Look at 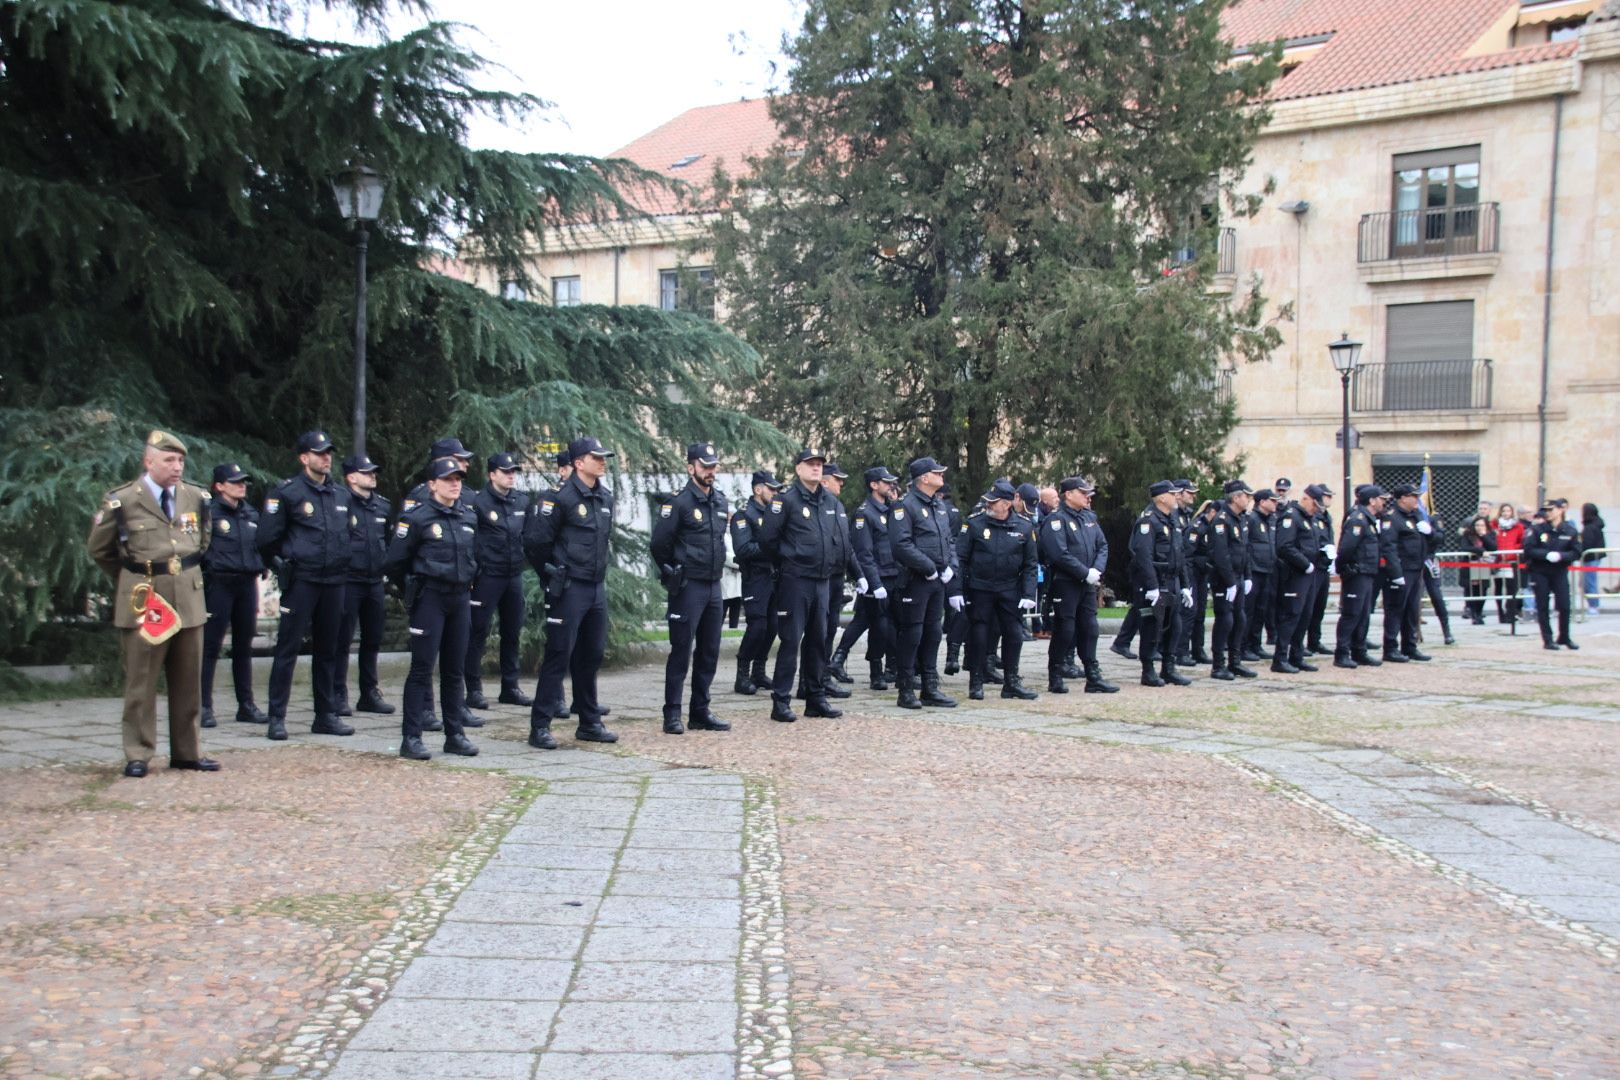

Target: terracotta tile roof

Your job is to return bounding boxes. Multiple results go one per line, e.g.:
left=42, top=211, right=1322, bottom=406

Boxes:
left=1224, top=0, right=1580, bottom=101
left=606, top=98, right=782, bottom=214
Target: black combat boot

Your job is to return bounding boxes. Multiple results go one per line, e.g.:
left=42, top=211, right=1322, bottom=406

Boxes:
left=896, top=676, right=922, bottom=710
left=734, top=660, right=757, bottom=696
left=312, top=713, right=355, bottom=736
left=528, top=718, right=559, bottom=750
left=575, top=718, right=619, bottom=743
left=200, top=706, right=216, bottom=729
left=1160, top=660, right=1192, bottom=687
left=1228, top=658, right=1257, bottom=679
left=399, top=737, right=431, bottom=761
left=443, top=732, right=479, bottom=757
left=1001, top=675, right=1038, bottom=700
left=498, top=685, right=533, bottom=707
left=1048, top=668, right=1069, bottom=694
left=465, top=683, right=490, bottom=710
left=751, top=660, right=770, bottom=691
left=984, top=657, right=1004, bottom=685
left=869, top=659, right=888, bottom=691
left=663, top=710, right=686, bottom=735
left=805, top=697, right=843, bottom=718
left=920, top=672, right=957, bottom=707
left=770, top=699, right=799, bottom=723
left=1141, top=661, right=1165, bottom=688
left=828, top=648, right=854, bottom=684
left=1210, top=664, right=1235, bottom=681
left=688, top=709, right=730, bottom=731
left=968, top=674, right=985, bottom=700
left=1083, top=663, right=1119, bottom=694
left=355, top=690, right=395, bottom=714
left=236, top=702, right=270, bottom=724
left=943, top=643, right=961, bottom=676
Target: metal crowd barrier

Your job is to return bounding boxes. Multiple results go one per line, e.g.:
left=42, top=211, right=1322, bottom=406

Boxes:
left=1433, top=548, right=1525, bottom=635
left=1577, top=546, right=1619, bottom=623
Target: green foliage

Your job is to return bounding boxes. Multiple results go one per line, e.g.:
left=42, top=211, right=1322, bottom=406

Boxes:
left=0, top=0, right=786, bottom=652
left=711, top=0, right=1286, bottom=573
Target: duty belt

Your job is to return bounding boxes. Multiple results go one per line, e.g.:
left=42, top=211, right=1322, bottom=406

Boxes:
left=124, top=553, right=203, bottom=576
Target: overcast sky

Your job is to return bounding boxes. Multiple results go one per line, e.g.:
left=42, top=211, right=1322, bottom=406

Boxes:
left=300, top=0, right=801, bottom=156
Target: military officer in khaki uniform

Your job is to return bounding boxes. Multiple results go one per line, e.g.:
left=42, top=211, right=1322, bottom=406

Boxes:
left=86, top=430, right=221, bottom=777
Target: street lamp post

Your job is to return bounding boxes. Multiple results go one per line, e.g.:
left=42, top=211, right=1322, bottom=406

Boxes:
left=330, top=166, right=387, bottom=458
left=1328, top=333, right=1364, bottom=501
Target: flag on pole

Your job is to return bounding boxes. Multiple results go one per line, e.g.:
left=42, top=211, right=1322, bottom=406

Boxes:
left=1418, top=454, right=1434, bottom=517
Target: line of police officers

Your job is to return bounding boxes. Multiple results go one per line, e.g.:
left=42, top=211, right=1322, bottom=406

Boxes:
left=98, top=426, right=1587, bottom=775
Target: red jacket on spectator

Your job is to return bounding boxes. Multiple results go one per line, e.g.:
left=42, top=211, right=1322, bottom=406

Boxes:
left=1495, top=519, right=1526, bottom=564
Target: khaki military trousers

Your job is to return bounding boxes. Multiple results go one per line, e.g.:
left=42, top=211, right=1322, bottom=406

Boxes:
left=121, top=625, right=203, bottom=763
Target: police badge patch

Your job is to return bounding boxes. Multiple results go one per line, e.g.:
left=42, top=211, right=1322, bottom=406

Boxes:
left=855, top=518, right=865, bottom=529
left=983, top=527, right=991, bottom=540
left=577, top=503, right=588, bottom=517
left=693, top=508, right=703, bottom=522
left=395, top=522, right=410, bottom=537
left=266, top=498, right=281, bottom=514
left=540, top=501, right=555, bottom=515
left=1139, top=522, right=1150, bottom=533
left=801, top=506, right=811, bottom=518
left=302, top=501, right=314, bottom=517
left=660, top=505, right=672, bottom=518
left=490, top=510, right=499, bottom=522
left=430, top=523, right=443, bottom=539
left=771, top=501, right=784, bottom=514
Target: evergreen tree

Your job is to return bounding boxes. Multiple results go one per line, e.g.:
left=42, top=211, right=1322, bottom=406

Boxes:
left=711, top=0, right=1285, bottom=555
left=0, top=0, right=788, bottom=650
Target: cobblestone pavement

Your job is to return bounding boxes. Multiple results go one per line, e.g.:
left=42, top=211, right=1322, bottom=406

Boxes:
left=3, top=613, right=1618, bottom=1077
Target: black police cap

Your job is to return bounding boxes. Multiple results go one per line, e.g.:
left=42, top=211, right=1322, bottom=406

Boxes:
left=1059, top=476, right=1095, bottom=494
left=687, top=442, right=719, bottom=465
left=341, top=455, right=379, bottom=475
left=1304, top=483, right=1333, bottom=500
left=1388, top=483, right=1418, bottom=498
left=1017, top=482, right=1040, bottom=504
left=750, top=469, right=783, bottom=489
left=865, top=466, right=899, bottom=484
left=1222, top=479, right=1253, bottom=496
left=793, top=446, right=827, bottom=465
left=568, top=437, right=614, bottom=462
left=428, top=437, right=472, bottom=461
left=487, top=452, right=522, bottom=473
left=825, top=461, right=849, bottom=479
left=429, top=457, right=467, bottom=480
left=212, top=463, right=250, bottom=484
left=296, top=430, right=335, bottom=453
left=908, top=456, right=947, bottom=479
left=1148, top=480, right=1175, bottom=497
left=983, top=478, right=1017, bottom=502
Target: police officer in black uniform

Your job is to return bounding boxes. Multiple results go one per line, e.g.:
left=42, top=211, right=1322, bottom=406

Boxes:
left=1208, top=480, right=1257, bottom=681
left=955, top=480, right=1039, bottom=700
left=1332, top=484, right=1386, bottom=668
left=401, top=437, right=475, bottom=515
left=1380, top=484, right=1430, bottom=663
left=464, top=452, right=533, bottom=711
left=524, top=437, right=618, bottom=748
left=890, top=457, right=960, bottom=709
left=1171, top=479, right=1210, bottom=667
left=1038, top=476, right=1118, bottom=695
left=1303, top=485, right=1336, bottom=655
left=1241, top=489, right=1279, bottom=661
left=819, top=462, right=861, bottom=693
left=335, top=454, right=395, bottom=718
left=1271, top=484, right=1325, bottom=673
left=757, top=448, right=850, bottom=723
left=1130, top=480, right=1194, bottom=687
left=652, top=441, right=732, bottom=734
left=384, top=457, right=480, bottom=761
left=201, top=462, right=267, bottom=728
left=257, top=430, right=353, bottom=741
left=1524, top=498, right=1582, bottom=650
left=730, top=469, right=783, bottom=695
left=940, top=485, right=970, bottom=676
left=834, top=466, right=900, bottom=690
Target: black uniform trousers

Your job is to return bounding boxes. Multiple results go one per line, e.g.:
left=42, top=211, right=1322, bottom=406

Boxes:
left=1382, top=576, right=1423, bottom=655
left=465, top=573, right=525, bottom=695
left=1047, top=578, right=1098, bottom=675
left=267, top=577, right=345, bottom=720
left=1243, top=572, right=1272, bottom=653
left=533, top=580, right=608, bottom=724
left=1531, top=569, right=1572, bottom=644
left=968, top=588, right=1023, bottom=678
left=202, top=572, right=259, bottom=709
left=945, top=602, right=968, bottom=650
left=403, top=584, right=470, bottom=743
left=1112, top=603, right=1142, bottom=652
left=337, top=578, right=385, bottom=703
left=1135, top=588, right=1174, bottom=669
left=894, top=576, right=946, bottom=683
left=1175, top=570, right=1209, bottom=658
left=737, top=571, right=777, bottom=674
left=1334, top=573, right=1377, bottom=659
left=770, top=573, right=831, bottom=705
left=1272, top=566, right=1315, bottom=666
left=664, top=578, right=723, bottom=718
left=1306, top=566, right=1332, bottom=648
left=1422, top=569, right=1452, bottom=638
left=1210, top=582, right=1245, bottom=666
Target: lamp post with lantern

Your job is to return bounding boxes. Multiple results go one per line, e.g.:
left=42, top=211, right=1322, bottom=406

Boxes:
left=1328, top=333, right=1363, bottom=500
left=330, top=166, right=387, bottom=457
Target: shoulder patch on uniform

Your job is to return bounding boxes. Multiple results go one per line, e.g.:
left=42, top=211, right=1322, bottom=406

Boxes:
left=105, top=497, right=122, bottom=510
left=265, top=498, right=281, bottom=514
left=1353, top=525, right=1362, bottom=535
left=1139, top=522, right=1150, bottom=533
left=855, top=517, right=865, bottom=529
left=401, top=498, right=418, bottom=512
left=540, top=500, right=554, bottom=515
left=770, top=500, right=783, bottom=514
left=659, top=504, right=672, bottom=518
left=395, top=521, right=410, bottom=537
left=736, top=518, right=749, bottom=530
left=1282, top=517, right=1293, bottom=528
left=892, top=507, right=905, bottom=519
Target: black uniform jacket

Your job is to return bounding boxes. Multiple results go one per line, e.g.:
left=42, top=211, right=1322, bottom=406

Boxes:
left=346, top=491, right=392, bottom=582
left=758, top=479, right=850, bottom=581
left=1036, top=503, right=1108, bottom=585
left=385, top=497, right=477, bottom=589
left=258, top=472, right=352, bottom=584
left=956, top=510, right=1038, bottom=600
left=890, top=489, right=959, bottom=587
left=471, top=486, right=529, bottom=578
left=204, top=496, right=263, bottom=575
left=1128, top=504, right=1185, bottom=593
left=525, top=473, right=614, bottom=584
left=652, top=479, right=730, bottom=583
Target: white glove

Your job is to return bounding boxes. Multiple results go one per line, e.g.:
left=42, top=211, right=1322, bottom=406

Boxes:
left=1324, top=544, right=1337, bottom=560
left=1392, top=576, right=1406, bottom=587
left=1547, top=551, right=1561, bottom=563
left=940, top=566, right=955, bottom=584
left=947, top=595, right=965, bottom=612
left=856, top=576, right=869, bottom=595
left=1180, top=587, right=1193, bottom=608
left=925, top=571, right=939, bottom=581
left=1417, top=520, right=1432, bottom=535
left=1146, top=589, right=1161, bottom=604
left=1224, top=585, right=1237, bottom=603
left=1304, top=564, right=1315, bottom=575
left=1244, top=579, right=1253, bottom=595
left=1017, top=598, right=1036, bottom=610
left=1085, top=567, right=1101, bottom=586
left=873, top=586, right=888, bottom=600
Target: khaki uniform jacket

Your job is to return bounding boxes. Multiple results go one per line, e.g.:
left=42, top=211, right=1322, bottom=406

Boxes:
left=86, top=478, right=211, bottom=629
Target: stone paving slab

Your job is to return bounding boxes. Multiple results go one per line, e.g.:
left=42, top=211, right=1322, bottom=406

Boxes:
left=345, top=998, right=559, bottom=1052
left=548, top=1001, right=736, bottom=1053
left=444, top=890, right=603, bottom=925
left=329, top=1050, right=537, bottom=1080
left=532, top=1053, right=736, bottom=1080
left=569, top=961, right=737, bottom=1002
left=390, top=957, right=575, bottom=1000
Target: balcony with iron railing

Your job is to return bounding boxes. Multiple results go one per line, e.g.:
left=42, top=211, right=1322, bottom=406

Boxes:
left=1357, top=204, right=1500, bottom=282
left=1351, top=358, right=1493, bottom=412
left=1162, top=227, right=1236, bottom=287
